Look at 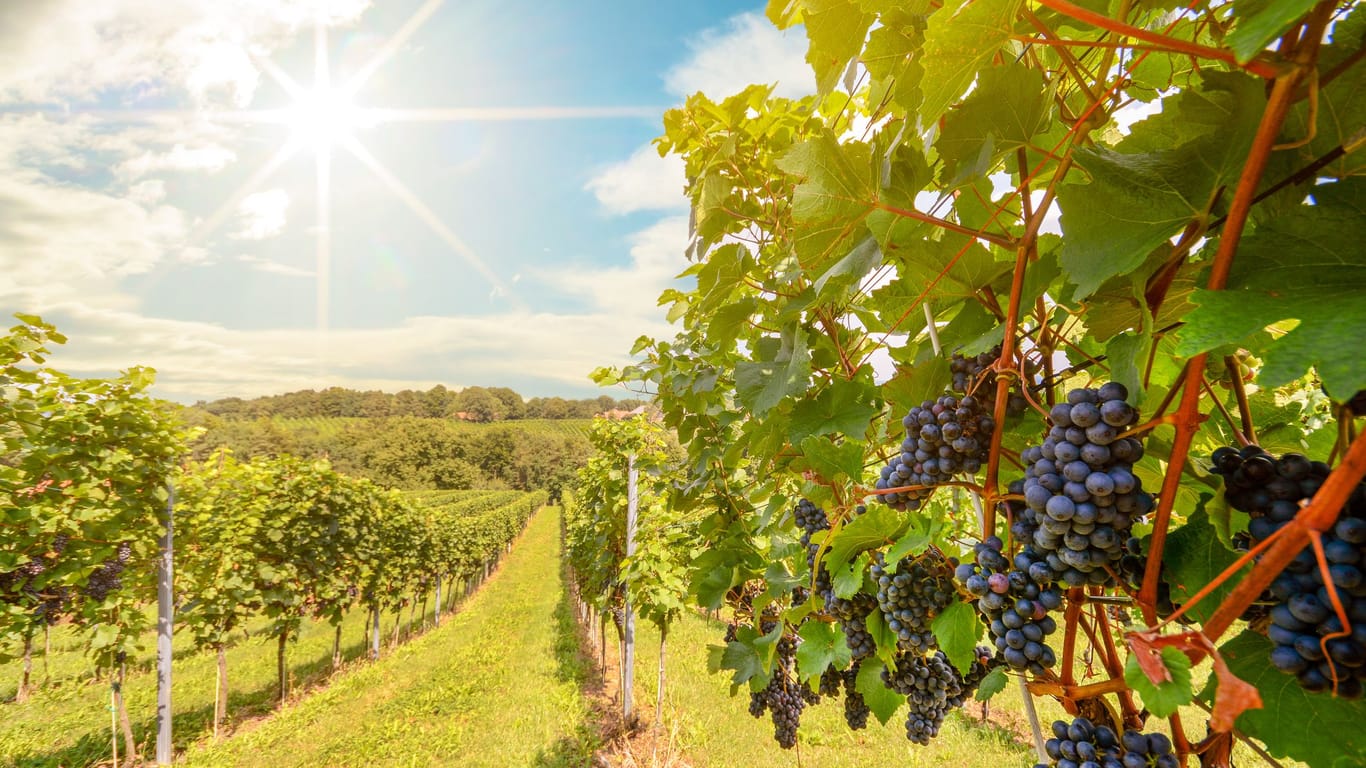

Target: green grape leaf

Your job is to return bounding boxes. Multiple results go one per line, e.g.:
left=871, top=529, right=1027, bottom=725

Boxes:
left=856, top=659, right=907, bottom=725
left=1162, top=502, right=1245, bottom=624
left=975, top=665, right=1010, bottom=701
left=1209, top=631, right=1366, bottom=767
left=1225, top=0, right=1317, bottom=63
left=935, top=63, right=1052, bottom=183
left=797, top=435, right=867, bottom=484
left=1058, top=72, right=1265, bottom=299
left=799, top=0, right=876, bottom=95
left=919, top=0, right=1023, bottom=124
left=831, top=552, right=868, bottom=599
left=932, top=600, right=983, bottom=675
left=734, top=325, right=812, bottom=417
left=796, top=620, right=853, bottom=683
left=788, top=377, right=880, bottom=444
left=825, top=505, right=908, bottom=567
left=1125, top=645, right=1194, bottom=717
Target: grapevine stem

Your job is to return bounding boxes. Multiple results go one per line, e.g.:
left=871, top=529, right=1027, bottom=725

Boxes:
left=1061, top=588, right=1086, bottom=687
left=871, top=202, right=1017, bottom=248
left=1139, top=10, right=1327, bottom=623
left=1092, top=599, right=1142, bottom=727
left=1224, top=355, right=1257, bottom=445
left=1200, top=376, right=1251, bottom=446
left=1033, top=0, right=1284, bottom=79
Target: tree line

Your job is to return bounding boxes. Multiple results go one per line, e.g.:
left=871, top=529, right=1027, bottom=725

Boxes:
left=194, top=384, right=645, bottom=422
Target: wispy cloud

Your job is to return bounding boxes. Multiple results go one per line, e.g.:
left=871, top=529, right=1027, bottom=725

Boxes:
left=232, top=189, right=291, bottom=240
left=585, top=145, right=687, bottom=215
left=664, top=12, right=813, bottom=100
left=238, top=253, right=313, bottom=277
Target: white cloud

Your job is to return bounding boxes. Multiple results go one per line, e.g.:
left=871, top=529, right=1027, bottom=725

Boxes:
left=238, top=253, right=313, bottom=277
left=0, top=0, right=370, bottom=108
left=232, top=189, right=291, bottom=240
left=35, top=301, right=670, bottom=402
left=121, top=143, right=237, bottom=178
left=664, top=13, right=814, bottom=100
left=543, top=216, right=689, bottom=321
left=585, top=145, right=687, bottom=215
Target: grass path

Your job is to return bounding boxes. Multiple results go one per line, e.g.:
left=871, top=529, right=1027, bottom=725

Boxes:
left=607, top=613, right=1038, bottom=768
left=181, top=506, right=598, bottom=767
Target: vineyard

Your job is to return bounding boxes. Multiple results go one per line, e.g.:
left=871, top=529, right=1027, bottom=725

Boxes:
left=1, top=317, right=545, bottom=765
left=4, top=0, right=1366, bottom=766
left=580, top=0, right=1365, bottom=767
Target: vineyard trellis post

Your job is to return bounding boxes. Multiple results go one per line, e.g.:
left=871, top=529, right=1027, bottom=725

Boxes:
left=155, top=482, right=174, bottom=766
left=622, top=452, right=638, bottom=724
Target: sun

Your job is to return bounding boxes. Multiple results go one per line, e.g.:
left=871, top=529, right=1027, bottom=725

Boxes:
left=284, top=85, right=367, bottom=153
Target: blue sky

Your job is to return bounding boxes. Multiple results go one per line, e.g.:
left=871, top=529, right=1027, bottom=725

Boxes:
left=0, top=0, right=817, bottom=402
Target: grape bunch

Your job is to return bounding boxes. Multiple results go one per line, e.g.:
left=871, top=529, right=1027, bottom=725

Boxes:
left=1033, top=717, right=1177, bottom=768
left=882, top=649, right=961, bottom=745
left=827, top=591, right=878, bottom=659
left=1116, top=535, right=1178, bottom=618
left=793, top=498, right=829, bottom=536
left=875, top=394, right=996, bottom=511
left=1211, top=445, right=1366, bottom=697
left=793, top=500, right=835, bottom=602
left=947, top=645, right=1002, bottom=709
left=1017, top=383, right=1154, bottom=586
left=83, top=541, right=133, bottom=603
left=745, top=628, right=807, bottom=748
left=957, top=536, right=1060, bottom=673
left=871, top=550, right=957, bottom=652
left=949, top=346, right=1028, bottom=416
left=842, top=662, right=870, bottom=729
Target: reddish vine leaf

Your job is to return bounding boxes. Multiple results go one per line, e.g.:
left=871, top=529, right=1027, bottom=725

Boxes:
left=1124, top=642, right=1194, bottom=716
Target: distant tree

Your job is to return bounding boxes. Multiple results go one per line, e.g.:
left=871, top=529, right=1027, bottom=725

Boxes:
left=487, top=386, right=526, bottom=419
left=453, top=387, right=502, bottom=422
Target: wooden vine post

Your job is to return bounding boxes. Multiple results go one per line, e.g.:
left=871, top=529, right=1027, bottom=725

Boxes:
left=622, top=452, right=638, bottom=725
left=155, top=483, right=174, bottom=766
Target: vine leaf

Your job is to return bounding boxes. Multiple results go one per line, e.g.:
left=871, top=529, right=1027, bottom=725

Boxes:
left=1177, top=178, right=1366, bottom=396
left=935, top=63, right=1052, bottom=183
left=1162, top=501, right=1245, bottom=624
left=932, top=600, right=982, bottom=675
left=734, top=325, right=811, bottom=417
left=825, top=505, right=907, bottom=567
left=919, top=0, right=1023, bottom=124
left=797, top=435, right=866, bottom=484
left=788, top=378, right=880, bottom=443
left=1226, top=0, right=1318, bottom=63
left=1134, top=630, right=1263, bottom=730
left=856, top=659, right=907, bottom=725
left=796, top=620, right=853, bottom=683
left=794, top=0, right=876, bottom=95
left=830, top=552, right=867, bottom=599
left=1125, top=637, right=1194, bottom=716
left=1210, top=630, right=1363, bottom=765
left=975, top=666, right=1009, bottom=701
left=1058, top=72, right=1265, bottom=299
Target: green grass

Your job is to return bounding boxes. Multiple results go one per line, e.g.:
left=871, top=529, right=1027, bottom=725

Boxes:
left=180, top=506, right=599, bottom=767
left=613, top=614, right=1038, bottom=768
left=0, top=603, right=418, bottom=767
left=614, top=613, right=1303, bottom=768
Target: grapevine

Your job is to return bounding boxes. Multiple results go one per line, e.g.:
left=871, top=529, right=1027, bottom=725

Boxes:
left=586, top=0, right=1366, bottom=763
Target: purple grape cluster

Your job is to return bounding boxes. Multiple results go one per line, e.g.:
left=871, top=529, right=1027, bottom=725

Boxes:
left=871, top=550, right=957, bottom=652
left=875, top=395, right=995, bottom=511
left=1016, top=383, right=1153, bottom=586
left=950, top=346, right=1028, bottom=416
left=957, top=537, right=1060, bottom=673
left=882, top=649, right=961, bottom=745
left=1212, top=445, right=1366, bottom=698
left=842, top=662, right=870, bottom=729
left=1032, top=717, right=1177, bottom=768
left=827, top=591, right=878, bottom=659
